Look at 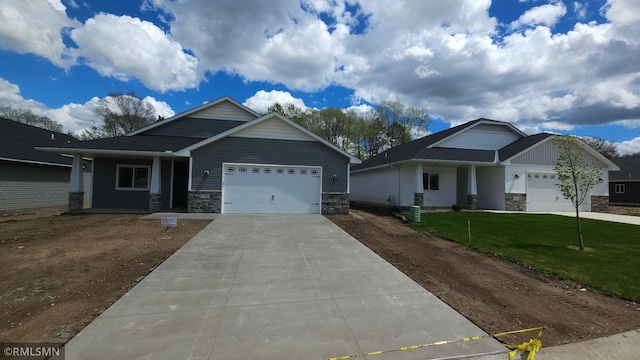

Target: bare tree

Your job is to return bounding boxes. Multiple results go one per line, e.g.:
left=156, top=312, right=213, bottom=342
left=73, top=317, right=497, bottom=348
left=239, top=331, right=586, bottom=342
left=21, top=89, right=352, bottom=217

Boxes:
left=553, top=135, right=604, bottom=251
left=0, top=106, right=63, bottom=132
left=580, top=136, right=619, bottom=159
left=93, top=92, right=157, bottom=137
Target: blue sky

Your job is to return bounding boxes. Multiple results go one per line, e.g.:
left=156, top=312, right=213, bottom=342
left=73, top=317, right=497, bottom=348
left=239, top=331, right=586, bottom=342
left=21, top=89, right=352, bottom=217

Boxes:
left=1, top=0, right=639, bottom=154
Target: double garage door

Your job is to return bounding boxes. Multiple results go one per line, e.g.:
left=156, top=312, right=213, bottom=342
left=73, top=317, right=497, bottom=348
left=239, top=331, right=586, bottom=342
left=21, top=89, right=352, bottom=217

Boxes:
left=526, top=172, right=589, bottom=212
left=222, top=163, right=322, bottom=214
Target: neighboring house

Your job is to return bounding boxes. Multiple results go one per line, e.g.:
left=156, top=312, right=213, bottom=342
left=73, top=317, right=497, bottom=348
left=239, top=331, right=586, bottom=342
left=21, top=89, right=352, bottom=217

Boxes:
left=0, top=117, right=91, bottom=212
left=351, top=118, right=619, bottom=212
left=609, top=155, right=640, bottom=206
left=38, top=96, right=361, bottom=214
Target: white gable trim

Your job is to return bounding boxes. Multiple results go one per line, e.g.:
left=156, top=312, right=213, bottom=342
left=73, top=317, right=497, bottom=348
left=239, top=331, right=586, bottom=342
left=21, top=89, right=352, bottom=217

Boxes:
left=127, top=96, right=260, bottom=136
left=174, top=113, right=361, bottom=164
left=501, top=135, right=620, bottom=170
left=429, top=119, right=526, bottom=149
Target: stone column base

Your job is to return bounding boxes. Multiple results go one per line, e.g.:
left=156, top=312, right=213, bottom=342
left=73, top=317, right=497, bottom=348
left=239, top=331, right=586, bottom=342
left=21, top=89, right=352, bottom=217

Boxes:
left=68, top=192, right=84, bottom=212
left=505, top=193, right=526, bottom=211
left=322, top=193, right=349, bottom=215
left=591, top=195, right=609, bottom=212
left=413, top=193, right=424, bottom=207
left=149, top=193, right=162, bottom=213
left=466, top=194, right=478, bottom=210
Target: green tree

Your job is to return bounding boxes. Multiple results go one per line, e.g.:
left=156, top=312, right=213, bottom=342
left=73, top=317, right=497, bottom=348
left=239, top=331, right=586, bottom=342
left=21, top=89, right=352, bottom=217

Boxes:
left=0, top=106, right=64, bottom=132
left=376, top=101, right=429, bottom=148
left=553, top=135, right=604, bottom=251
left=580, top=136, right=619, bottom=159
left=93, top=92, right=157, bottom=137
left=267, top=102, right=306, bottom=126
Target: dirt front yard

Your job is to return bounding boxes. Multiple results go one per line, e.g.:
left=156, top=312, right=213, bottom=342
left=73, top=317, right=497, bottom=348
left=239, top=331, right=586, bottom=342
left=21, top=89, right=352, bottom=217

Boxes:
left=0, top=209, right=210, bottom=345
left=327, top=209, right=640, bottom=347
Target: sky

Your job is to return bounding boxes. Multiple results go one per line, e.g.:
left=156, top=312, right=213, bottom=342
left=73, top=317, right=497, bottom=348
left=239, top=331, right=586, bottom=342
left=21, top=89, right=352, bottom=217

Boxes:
left=0, top=0, right=639, bottom=154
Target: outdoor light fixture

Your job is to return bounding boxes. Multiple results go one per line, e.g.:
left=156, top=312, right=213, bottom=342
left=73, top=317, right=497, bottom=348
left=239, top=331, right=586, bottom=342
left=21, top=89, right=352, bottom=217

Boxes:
left=514, top=174, right=520, bottom=179
left=332, top=174, right=338, bottom=182
left=204, top=170, right=210, bottom=177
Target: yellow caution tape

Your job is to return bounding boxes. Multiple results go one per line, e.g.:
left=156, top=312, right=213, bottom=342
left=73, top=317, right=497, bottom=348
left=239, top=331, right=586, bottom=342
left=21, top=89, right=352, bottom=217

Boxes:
left=326, top=326, right=545, bottom=360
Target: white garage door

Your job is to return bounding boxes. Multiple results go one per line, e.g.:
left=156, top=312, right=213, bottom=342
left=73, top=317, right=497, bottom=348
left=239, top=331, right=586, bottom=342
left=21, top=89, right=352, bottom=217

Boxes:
left=222, top=164, right=322, bottom=214
left=526, top=172, right=589, bottom=212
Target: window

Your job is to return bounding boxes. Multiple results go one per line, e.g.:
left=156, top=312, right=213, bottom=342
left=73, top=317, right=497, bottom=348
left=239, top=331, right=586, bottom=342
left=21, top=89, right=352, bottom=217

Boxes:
left=300, top=169, right=307, bottom=175
left=252, top=168, right=260, bottom=173
left=117, top=165, right=150, bottom=190
left=615, top=184, right=626, bottom=194
left=276, top=168, right=284, bottom=174
left=239, top=167, right=247, bottom=173
left=422, top=173, right=440, bottom=191
left=311, top=169, right=319, bottom=176
left=288, top=169, right=296, bottom=175
left=227, top=166, right=235, bottom=173
left=264, top=168, right=271, bottom=174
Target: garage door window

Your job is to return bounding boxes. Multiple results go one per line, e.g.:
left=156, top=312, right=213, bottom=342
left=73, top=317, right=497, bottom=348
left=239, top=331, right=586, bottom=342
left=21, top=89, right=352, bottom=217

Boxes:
left=116, top=165, right=150, bottom=190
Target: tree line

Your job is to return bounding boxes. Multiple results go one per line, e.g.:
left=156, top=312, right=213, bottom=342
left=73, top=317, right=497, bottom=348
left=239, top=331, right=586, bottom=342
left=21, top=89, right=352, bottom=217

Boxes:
left=1, top=93, right=633, bottom=160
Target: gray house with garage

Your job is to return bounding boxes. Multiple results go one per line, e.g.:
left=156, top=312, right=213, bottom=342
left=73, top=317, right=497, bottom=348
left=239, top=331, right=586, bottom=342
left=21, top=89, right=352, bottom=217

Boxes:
left=351, top=118, right=619, bottom=212
left=37, top=96, right=360, bottom=214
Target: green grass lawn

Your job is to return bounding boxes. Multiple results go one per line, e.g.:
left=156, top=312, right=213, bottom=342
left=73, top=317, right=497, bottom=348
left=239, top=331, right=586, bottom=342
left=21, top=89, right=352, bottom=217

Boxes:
left=407, top=212, right=640, bottom=302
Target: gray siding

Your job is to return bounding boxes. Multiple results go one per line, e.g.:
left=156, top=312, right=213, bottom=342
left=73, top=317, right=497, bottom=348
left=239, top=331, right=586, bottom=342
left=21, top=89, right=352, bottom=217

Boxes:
left=143, top=118, right=245, bottom=138
left=191, top=137, right=349, bottom=193
left=92, top=157, right=152, bottom=210
left=438, top=124, right=521, bottom=150
left=0, top=161, right=70, bottom=211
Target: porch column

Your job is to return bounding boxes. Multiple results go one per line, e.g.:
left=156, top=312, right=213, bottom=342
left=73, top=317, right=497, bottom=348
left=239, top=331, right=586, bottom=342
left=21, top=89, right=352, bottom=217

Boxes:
left=149, top=157, right=162, bottom=213
left=467, top=165, right=478, bottom=210
left=68, top=154, right=84, bottom=212
left=414, top=163, right=424, bottom=206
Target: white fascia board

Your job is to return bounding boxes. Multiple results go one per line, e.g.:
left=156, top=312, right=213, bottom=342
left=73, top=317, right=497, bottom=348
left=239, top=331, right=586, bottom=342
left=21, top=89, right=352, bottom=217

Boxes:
left=127, top=96, right=261, bottom=136
left=35, top=147, right=180, bottom=158
left=351, top=158, right=497, bottom=174
left=0, top=156, right=72, bottom=168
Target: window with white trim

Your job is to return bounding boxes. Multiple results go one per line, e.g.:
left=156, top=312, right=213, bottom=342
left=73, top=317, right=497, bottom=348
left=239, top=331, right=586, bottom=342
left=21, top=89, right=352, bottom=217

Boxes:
left=116, top=165, right=150, bottom=190
left=422, top=173, right=439, bottom=190
left=615, top=184, right=626, bottom=194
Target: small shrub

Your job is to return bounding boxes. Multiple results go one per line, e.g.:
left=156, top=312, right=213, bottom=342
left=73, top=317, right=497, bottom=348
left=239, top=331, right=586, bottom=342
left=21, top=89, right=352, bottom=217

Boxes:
left=451, top=204, right=462, bottom=212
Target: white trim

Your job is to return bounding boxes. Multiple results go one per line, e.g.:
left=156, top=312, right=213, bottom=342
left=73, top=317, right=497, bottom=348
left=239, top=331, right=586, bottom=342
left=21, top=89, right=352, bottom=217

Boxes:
left=188, top=158, right=193, bottom=192
left=127, top=96, right=261, bottom=136
left=90, top=158, right=95, bottom=208
left=0, top=156, right=72, bottom=168
left=35, top=147, right=178, bottom=158
left=115, top=164, right=151, bottom=191
left=175, top=113, right=361, bottom=164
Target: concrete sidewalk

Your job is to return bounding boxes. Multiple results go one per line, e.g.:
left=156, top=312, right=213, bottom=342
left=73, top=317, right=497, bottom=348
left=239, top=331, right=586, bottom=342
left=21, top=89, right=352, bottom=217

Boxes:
left=63, top=215, right=507, bottom=360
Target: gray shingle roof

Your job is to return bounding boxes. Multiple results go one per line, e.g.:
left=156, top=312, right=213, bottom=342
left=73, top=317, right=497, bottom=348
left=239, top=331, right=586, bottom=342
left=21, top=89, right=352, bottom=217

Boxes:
left=0, top=117, right=79, bottom=166
left=48, top=135, right=202, bottom=153
left=498, top=133, right=553, bottom=161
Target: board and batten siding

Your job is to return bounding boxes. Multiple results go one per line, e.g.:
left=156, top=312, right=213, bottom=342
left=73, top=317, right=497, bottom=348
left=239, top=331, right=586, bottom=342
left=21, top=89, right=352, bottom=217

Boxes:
left=143, top=118, right=245, bottom=138
left=230, top=117, right=315, bottom=142
left=350, top=167, right=400, bottom=206
left=191, top=137, right=350, bottom=194
left=191, top=100, right=258, bottom=121
left=438, top=124, right=521, bottom=150
left=0, top=161, right=70, bottom=211
left=421, top=166, right=457, bottom=207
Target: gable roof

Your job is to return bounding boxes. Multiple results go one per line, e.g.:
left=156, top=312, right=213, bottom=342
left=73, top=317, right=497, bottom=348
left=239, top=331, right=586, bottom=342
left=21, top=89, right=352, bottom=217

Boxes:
left=128, top=96, right=260, bottom=136
left=0, top=117, right=80, bottom=167
left=498, top=133, right=553, bottom=162
left=175, top=112, right=362, bottom=164
left=353, top=118, right=524, bottom=171
left=37, top=135, right=202, bottom=157
left=610, top=155, right=640, bottom=181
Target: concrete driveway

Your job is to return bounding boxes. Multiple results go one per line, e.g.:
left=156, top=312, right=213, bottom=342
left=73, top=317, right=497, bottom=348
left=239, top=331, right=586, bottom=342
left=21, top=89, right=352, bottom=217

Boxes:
left=63, top=215, right=507, bottom=360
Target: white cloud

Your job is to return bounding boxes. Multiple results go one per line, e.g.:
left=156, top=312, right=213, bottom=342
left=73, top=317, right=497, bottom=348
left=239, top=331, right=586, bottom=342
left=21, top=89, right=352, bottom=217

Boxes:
left=616, top=137, right=640, bottom=155
left=602, top=0, right=640, bottom=25
left=70, top=13, right=200, bottom=92
left=0, top=0, right=78, bottom=67
left=510, top=1, right=567, bottom=30
left=243, top=90, right=308, bottom=114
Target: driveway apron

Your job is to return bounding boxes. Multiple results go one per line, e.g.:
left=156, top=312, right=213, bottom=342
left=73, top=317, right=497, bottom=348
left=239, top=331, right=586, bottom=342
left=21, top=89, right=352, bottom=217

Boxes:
left=63, top=214, right=507, bottom=360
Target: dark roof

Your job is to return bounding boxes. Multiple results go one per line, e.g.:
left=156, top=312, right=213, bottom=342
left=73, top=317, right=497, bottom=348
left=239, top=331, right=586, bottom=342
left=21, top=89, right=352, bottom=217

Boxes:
left=498, top=133, right=553, bottom=161
left=46, top=135, right=202, bottom=153
left=610, top=155, right=640, bottom=181
left=353, top=118, right=529, bottom=170
left=0, top=117, right=80, bottom=166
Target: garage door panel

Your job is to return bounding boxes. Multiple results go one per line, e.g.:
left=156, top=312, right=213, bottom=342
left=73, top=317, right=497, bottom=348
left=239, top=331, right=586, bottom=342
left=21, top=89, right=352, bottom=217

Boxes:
left=222, top=164, right=321, bottom=214
left=526, top=172, right=589, bottom=212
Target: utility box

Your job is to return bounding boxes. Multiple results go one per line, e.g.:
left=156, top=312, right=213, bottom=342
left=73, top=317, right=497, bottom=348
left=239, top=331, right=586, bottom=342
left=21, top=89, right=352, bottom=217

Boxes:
left=410, top=205, right=421, bottom=222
